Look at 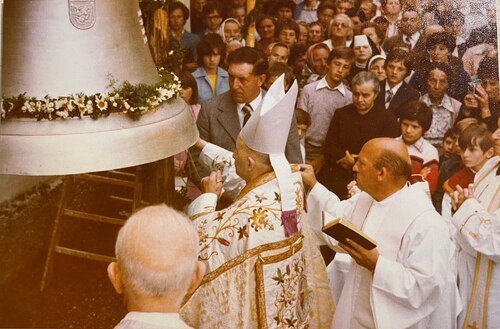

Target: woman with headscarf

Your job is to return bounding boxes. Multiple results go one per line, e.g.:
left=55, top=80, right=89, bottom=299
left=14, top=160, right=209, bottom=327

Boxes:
left=346, top=34, right=380, bottom=83
left=219, top=18, right=243, bottom=45
left=302, top=42, right=330, bottom=85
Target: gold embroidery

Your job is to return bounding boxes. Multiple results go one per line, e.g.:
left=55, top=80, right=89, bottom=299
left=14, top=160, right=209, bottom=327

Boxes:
left=184, top=234, right=303, bottom=303
left=236, top=165, right=300, bottom=201
left=250, top=208, right=273, bottom=231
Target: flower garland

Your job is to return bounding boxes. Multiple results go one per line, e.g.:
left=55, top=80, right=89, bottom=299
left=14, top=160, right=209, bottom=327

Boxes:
left=1, top=69, right=181, bottom=121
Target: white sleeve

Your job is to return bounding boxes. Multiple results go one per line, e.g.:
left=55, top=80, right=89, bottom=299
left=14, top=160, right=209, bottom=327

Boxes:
left=452, top=197, right=500, bottom=262
left=305, top=182, right=355, bottom=251
left=198, top=143, right=245, bottom=201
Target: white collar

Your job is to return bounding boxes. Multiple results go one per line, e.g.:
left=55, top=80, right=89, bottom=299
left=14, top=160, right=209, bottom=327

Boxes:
left=422, top=93, right=455, bottom=113
left=385, top=81, right=403, bottom=94
left=122, top=312, right=187, bottom=326
left=237, top=91, right=263, bottom=112
left=316, top=77, right=347, bottom=96
left=396, top=136, right=424, bottom=153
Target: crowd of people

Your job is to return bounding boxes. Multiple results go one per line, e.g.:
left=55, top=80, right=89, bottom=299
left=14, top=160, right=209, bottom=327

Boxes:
left=110, top=0, right=499, bottom=328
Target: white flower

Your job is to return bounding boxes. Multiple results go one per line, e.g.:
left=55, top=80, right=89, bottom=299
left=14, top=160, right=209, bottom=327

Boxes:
left=123, top=101, right=131, bottom=110
left=95, top=95, right=108, bottom=111
left=72, top=94, right=86, bottom=109
left=55, top=110, right=69, bottom=118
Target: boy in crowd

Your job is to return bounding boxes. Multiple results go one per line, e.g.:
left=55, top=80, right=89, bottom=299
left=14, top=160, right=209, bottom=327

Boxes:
left=441, top=124, right=494, bottom=220
left=397, top=100, right=439, bottom=194
left=451, top=122, right=499, bottom=329
left=295, top=108, right=312, bottom=162
left=440, top=128, right=456, bottom=164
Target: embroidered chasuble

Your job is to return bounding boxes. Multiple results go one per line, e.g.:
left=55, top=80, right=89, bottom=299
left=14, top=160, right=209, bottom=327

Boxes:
left=180, top=145, right=334, bottom=328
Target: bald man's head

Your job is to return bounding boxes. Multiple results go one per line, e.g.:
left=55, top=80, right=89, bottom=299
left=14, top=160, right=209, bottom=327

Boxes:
left=366, top=138, right=411, bottom=180
left=114, top=205, right=199, bottom=298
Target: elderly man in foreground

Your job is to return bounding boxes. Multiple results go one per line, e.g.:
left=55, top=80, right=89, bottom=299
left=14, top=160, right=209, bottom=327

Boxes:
left=108, top=205, right=205, bottom=329
left=301, top=137, right=457, bottom=328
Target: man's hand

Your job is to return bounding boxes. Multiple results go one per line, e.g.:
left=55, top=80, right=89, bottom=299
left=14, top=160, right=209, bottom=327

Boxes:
left=200, top=170, right=223, bottom=197
left=451, top=184, right=474, bottom=212
left=339, top=239, right=379, bottom=272
left=336, top=150, right=356, bottom=170
left=299, top=164, right=317, bottom=192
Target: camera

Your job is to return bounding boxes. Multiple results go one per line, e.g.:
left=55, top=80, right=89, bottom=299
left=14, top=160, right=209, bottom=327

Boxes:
left=467, top=79, right=482, bottom=95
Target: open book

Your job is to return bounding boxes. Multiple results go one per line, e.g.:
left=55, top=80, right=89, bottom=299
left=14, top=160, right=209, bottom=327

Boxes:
left=321, top=212, right=377, bottom=250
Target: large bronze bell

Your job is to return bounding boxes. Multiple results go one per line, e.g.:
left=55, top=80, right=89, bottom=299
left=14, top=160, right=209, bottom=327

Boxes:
left=0, top=0, right=197, bottom=176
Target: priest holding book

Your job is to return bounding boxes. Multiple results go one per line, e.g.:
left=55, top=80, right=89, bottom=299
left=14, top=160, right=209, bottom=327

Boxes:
left=301, top=138, right=459, bottom=329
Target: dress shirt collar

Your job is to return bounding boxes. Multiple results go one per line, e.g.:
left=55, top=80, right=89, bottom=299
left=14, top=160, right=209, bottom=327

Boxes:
left=121, top=312, right=190, bottom=327
left=236, top=91, right=262, bottom=112
left=316, top=77, right=347, bottom=96
left=385, top=81, right=403, bottom=95
left=395, top=135, right=424, bottom=152
left=422, top=93, right=455, bottom=113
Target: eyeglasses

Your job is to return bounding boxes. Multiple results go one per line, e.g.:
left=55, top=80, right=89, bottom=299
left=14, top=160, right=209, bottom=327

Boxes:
left=332, top=22, right=349, bottom=28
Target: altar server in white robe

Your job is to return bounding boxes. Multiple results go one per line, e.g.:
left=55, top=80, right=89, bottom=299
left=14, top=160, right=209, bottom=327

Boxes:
left=451, top=123, right=500, bottom=329
left=180, top=75, right=334, bottom=328
left=301, top=137, right=456, bottom=329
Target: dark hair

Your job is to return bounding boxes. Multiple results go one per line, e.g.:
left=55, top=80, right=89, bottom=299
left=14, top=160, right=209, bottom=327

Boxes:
left=201, top=2, right=224, bottom=18
left=400, top=100, right=433, bottom=132
left=266, top=62, right=295, bottom=88
left=383, top=36, right=410, bottom=54
left=345, top=8, right=359, bottom=18
left=424, top=62, right=454, bottom=82
left=197, top=33, right=227, bottom=66
left=274, top=0, right=296, bottom=14
left=288, top=44, right=308, bottom=66
left=295, top=108, right=312, bottom=126
left=425, top=32, right=456, bottom=52
left=443, top=128, right=454, bottom=140
left=169, top=2, right=190, bottom=21
left=477, top=56, right=499, bottom=81
left=317, top=0, right=336, bottom=14
left=385, top=48, right=412, bottom=73
left=458, top=124, right=494, bottom=152
left=437, top=9, right=465, bottom=26
left=328, top=46, right=355, bottom=64
left=275, top=18, right=300, bottom=39
left=361, top=22, right=385, bottom=42
left=178, top=70, right=199, bottom=105
left=257, top=14, right=276, bottom=29
left=227, top=47, right=268, bottom=76
left=373, top=148, right=412, bottom=180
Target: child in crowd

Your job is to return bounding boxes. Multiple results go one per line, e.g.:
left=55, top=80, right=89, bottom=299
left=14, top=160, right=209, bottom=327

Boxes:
left=440, top=128, right=456, bottom=164
left=294, top=108, right=311, bottom=163
left=175, top=71, right=203, bottom=201
left=263, top=62, right=295, bottom=91
left=397, top=100, right=439, bottom=195
left=441, top=124, right=494, bottom=221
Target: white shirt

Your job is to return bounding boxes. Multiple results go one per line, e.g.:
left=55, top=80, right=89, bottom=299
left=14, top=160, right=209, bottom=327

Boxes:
left=114, top=312, right=193, bottom=329
left=237, top=92, right=262, bottom=127
left=316, top=77, right=347, bottom=96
